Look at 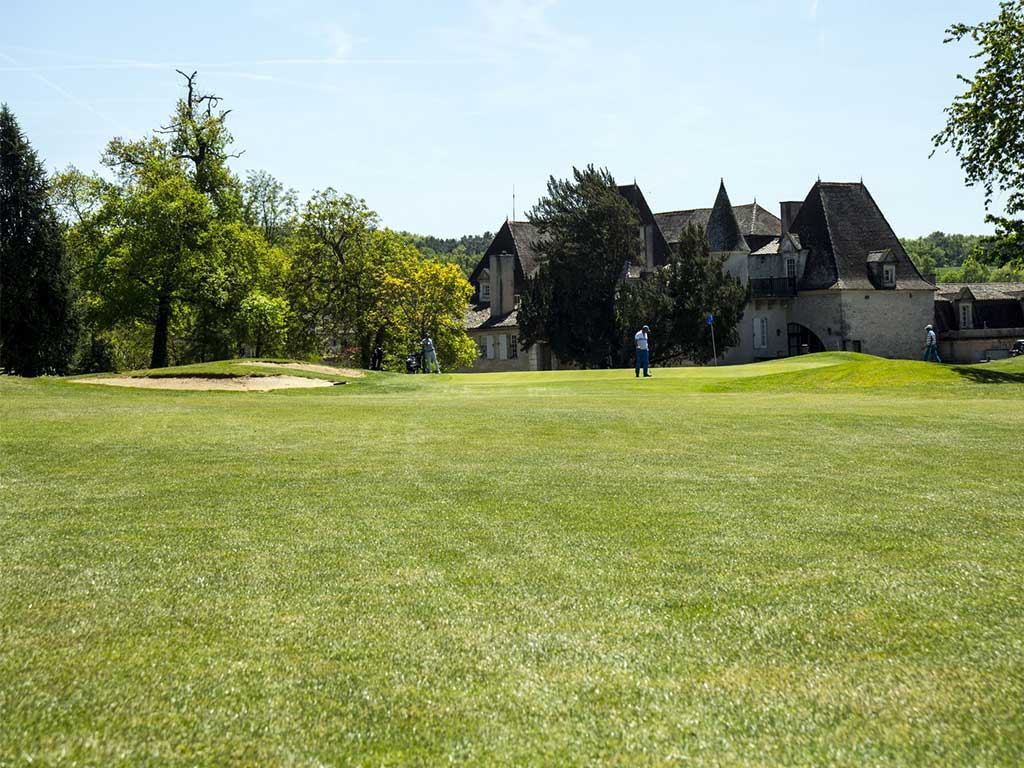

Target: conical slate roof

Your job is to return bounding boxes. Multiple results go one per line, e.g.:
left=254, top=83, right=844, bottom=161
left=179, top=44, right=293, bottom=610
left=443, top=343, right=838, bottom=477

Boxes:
left=706, top=180, right=749, bottom=252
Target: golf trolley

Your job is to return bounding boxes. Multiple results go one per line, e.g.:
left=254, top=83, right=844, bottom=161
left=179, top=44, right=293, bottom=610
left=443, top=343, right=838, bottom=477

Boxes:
left=405, top=351, right=423, bottom=373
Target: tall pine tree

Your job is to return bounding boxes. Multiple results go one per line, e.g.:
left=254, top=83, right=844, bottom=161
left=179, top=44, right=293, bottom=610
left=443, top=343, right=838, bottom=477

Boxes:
left=0, top=105, right=76, bottom=376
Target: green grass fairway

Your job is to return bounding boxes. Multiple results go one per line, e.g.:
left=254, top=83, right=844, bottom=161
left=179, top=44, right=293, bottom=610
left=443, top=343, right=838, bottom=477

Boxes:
left=2, top=354, right=1023, bottom=765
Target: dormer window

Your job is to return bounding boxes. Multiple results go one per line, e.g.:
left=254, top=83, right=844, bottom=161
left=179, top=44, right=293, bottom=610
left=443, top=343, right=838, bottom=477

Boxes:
left=480, top=282, right=491, bottom=302
left=882, top=264, right=896, bottom=287
left=867, top=249, right=897, bottom=289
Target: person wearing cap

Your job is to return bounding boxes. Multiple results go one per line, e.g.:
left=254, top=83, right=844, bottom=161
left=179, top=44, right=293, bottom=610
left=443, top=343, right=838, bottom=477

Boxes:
left=923, top=324, right=941, bottom=363
left=635, top=325, right=651, bottom=377
left=421, top=334, right=441, bottom=373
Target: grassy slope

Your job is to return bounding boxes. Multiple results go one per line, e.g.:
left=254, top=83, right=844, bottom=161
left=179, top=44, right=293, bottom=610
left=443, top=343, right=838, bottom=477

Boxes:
left=1, top=354, right=1023, bottom=766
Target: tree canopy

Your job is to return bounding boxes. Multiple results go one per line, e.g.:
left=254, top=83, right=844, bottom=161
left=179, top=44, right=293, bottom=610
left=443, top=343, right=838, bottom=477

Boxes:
left=518, top=166, right=639, bottom=367
left=47, top=72, right=477, bottom=374
left=933, top=1, right=1024, bottom=267
left=618, top=224, right=748, bottom=365
left=0, top=105, right=77, bottom=376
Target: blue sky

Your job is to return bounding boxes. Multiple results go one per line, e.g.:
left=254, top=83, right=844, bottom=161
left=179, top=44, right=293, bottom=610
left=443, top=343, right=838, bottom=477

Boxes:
left=1, top=0, right=1002, bottom=238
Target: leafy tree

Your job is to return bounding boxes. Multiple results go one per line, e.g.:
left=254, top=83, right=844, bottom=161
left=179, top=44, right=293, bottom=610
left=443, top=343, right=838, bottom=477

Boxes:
left=79, top=148, right=214, bottom=368
left=618, top=224, right=748, bottom=365
left=519, top=166, right=638, bottom=367
left=398, top=231, right=493, bottom=278
left=56, top=73, right=288, bottom=370
left=377, top=245, right=477, bottom=370
left=286, top=188, right=379, bottom=362
left=0, top=105, right=77, bottom=376
left=289, top=195, right=477, bottom=369
left=236, top=290, right=289, bottom=357
left=900, top=231, right=983, bottom=271
left=242, top=169, right=298, bottom=246
left=932, top=1, right=1024, bottom=267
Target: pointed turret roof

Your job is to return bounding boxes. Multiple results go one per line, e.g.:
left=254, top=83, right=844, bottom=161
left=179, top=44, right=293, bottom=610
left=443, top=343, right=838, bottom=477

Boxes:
left=788, top=180, right=933, bottom=290
left=706, top=180, right=749, bottom=253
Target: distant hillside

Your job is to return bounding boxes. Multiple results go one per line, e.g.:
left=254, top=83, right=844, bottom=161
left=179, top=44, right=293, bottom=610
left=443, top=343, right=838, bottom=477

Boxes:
left=400, top=232, right=494, bottom=278
left=900, top=232, right=1022, bottom=283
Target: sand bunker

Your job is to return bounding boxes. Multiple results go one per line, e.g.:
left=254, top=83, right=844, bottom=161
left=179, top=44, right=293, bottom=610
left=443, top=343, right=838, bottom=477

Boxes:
left=237, top=361, right=365, bottom=378
left=73, top=375, right=336, bottom=391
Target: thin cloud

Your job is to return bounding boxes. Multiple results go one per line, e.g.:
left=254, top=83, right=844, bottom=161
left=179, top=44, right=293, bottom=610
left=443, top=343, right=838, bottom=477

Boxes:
left=810, top=0, right=819, bottom=19
left=322, top=23, right=353, bottom=59
left=0, top=51, right=120, bottom=130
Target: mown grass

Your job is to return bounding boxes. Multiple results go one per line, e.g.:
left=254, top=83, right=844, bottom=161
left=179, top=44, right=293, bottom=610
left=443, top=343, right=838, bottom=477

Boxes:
left=1, top=354, right=1022, bottom=766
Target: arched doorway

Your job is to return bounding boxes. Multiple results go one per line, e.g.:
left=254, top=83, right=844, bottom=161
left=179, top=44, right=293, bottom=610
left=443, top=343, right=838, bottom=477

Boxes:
left=787, top=323, right=825, bottom=356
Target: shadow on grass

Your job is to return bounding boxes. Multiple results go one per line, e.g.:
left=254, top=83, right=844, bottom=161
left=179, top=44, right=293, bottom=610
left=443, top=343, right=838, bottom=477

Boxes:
left=951, top=365, right=1024, bottom=384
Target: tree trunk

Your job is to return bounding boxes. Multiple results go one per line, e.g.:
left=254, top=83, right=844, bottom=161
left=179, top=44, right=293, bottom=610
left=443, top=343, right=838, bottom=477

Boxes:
left=359, top=334, right=372, bottom=369
left=150, top=294, right=171, bottom=369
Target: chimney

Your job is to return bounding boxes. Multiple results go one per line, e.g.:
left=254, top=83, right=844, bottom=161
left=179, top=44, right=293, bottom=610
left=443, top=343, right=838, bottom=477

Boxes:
left=780, top=201, right=803, bottom=236
left=499, top=253, right=515, bottom=314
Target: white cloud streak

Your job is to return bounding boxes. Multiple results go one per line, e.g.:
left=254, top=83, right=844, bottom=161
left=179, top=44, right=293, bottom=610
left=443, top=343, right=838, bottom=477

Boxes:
left=0, top=51, right=120, bottom=130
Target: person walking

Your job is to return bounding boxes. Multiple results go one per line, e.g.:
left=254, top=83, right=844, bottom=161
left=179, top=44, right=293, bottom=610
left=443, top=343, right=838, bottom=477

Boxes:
left=923, top=324, right=942, bottom=363
left=422, top=334, right=441, bottom=374
left=635, top=325, right=651, bottom=377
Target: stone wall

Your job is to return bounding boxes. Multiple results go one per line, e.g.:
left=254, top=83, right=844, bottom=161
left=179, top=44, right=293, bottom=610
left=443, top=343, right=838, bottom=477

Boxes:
left=789, top=292, right=844, bottom=350
left=940, top=327, right=1024, bottom=363
left=840, top=289, right=934, bottom=359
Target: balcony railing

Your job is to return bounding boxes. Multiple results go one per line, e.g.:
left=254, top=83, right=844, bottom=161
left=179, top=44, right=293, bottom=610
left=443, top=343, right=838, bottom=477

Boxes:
left=750, top=277, right=797, bottom=298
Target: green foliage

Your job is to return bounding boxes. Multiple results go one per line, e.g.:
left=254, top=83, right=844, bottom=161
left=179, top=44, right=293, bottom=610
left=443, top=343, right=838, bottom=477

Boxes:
left=288, top=192, right=477, bottom=369
left=157, top=70, right=243, bottom=215
left=900, top=231, right=983, bottom=271
left=38, top=74, right=478, bottom=375
left=618, top=224, right=749, bottom=365
left=933, top=1, right=1024, bottom=267
left=0, top=105, right=78, bottom=376
left=241, top=169, right=297, bottom=246
left=937, top=251, right=1024, bottom=283
left=55, top=75, right=293, bottom=370
left=519, top=165, right=639, bottom=367
left=398, top=231, right=493, bottom=278
left=234, top=292, right=290, bottom=357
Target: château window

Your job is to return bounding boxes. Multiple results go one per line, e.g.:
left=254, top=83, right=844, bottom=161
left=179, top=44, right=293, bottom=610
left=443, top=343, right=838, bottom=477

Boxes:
left=480, top=283, right=491, bottom=302
left=960, top=303, right=973, bottom=330
left=509, top=335, right=519, bottom=359
left=753, top=316, right=768, bottom=349
left=882, top=264, right=896, bottom=287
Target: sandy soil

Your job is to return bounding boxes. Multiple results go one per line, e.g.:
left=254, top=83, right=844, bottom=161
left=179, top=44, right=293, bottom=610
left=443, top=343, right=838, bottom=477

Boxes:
left=238, top=361, right=365, bottom=378
left=72, top=375, right=336, bottom=391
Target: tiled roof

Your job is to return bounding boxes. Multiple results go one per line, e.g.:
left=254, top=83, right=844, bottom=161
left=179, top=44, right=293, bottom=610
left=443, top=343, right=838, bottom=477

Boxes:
left=467, top=220, right=543, bottom=287
left=707, top=180, right=748, bottom=252
left=654, top=202, right=781, bottom=245
left=935, top=282, right=1024, bottom=302
left=788, top=181, right=933, bottom=291
left=465, top=304, right=519, bottom=330
left=751, top=238, right=781, bottom=256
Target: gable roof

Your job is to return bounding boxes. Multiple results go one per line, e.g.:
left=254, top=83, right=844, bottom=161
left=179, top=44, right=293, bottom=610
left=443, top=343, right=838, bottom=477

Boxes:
left=467, top=219, right=542, bottom=286
left=616, top=183, right=672, bottom=265
left=788, top=181, right=933, bottom=291
left=469, top=183, right=673, bottom=288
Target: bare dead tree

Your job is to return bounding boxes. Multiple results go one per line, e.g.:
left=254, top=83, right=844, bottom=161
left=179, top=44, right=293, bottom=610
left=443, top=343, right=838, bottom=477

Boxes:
left=156, top=69, right=243, bottom=197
